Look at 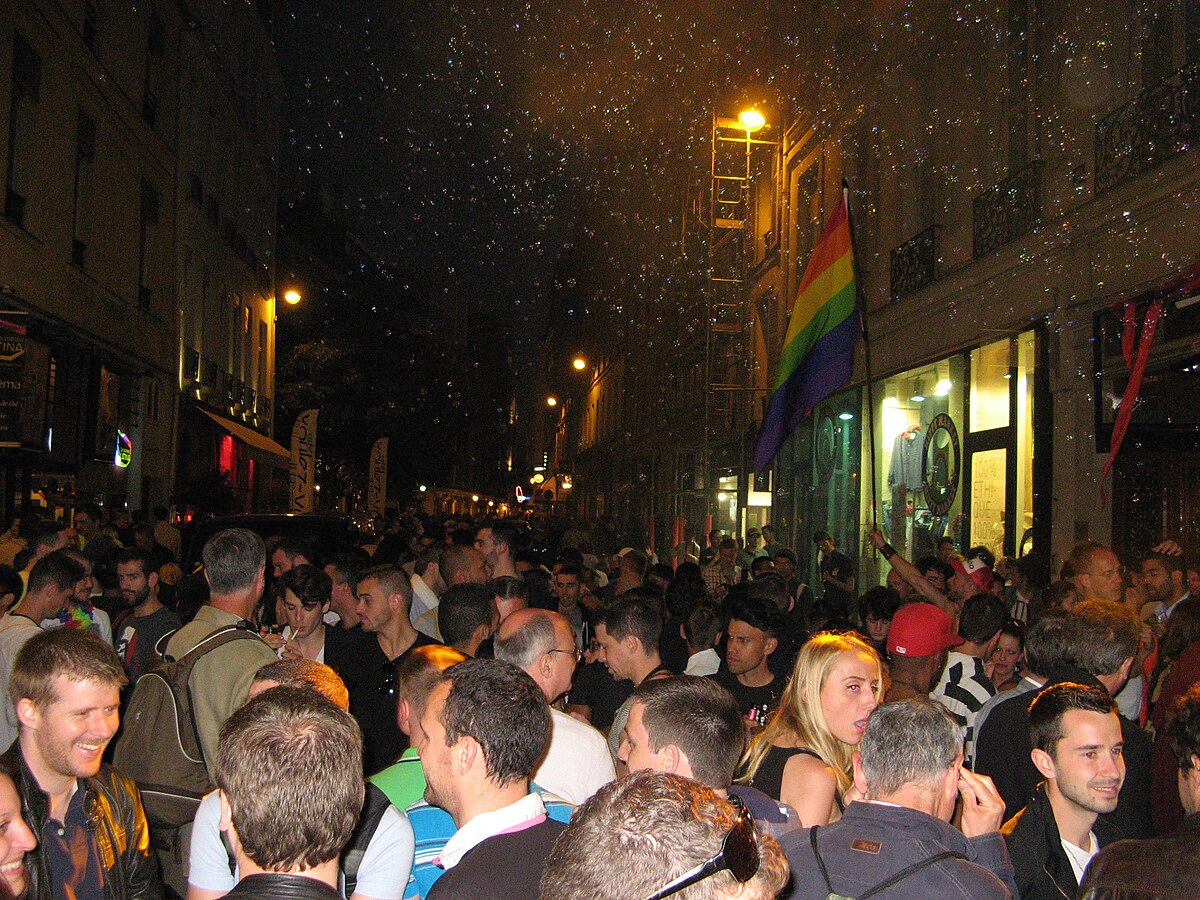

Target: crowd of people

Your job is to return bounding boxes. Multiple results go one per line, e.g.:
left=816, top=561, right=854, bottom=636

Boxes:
left=0, top=507, right=1192, bottom=899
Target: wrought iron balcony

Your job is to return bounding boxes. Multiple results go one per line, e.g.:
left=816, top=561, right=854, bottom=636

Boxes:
left=889, top=225, right=938, bottom=300
left=1095, top=63, right=1199, bottom=194
left=972, top=160, right=1043, bottom=258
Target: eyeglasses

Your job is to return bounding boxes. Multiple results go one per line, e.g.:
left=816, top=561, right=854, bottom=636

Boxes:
left=644, top=794, right=759, bottom=900
left=547, top=647, right=582, bottom=663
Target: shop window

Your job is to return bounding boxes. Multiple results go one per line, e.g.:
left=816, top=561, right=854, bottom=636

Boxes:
left=864, top=355, right=966, bottom=584
left=970, top=338, right=1012, bottom=432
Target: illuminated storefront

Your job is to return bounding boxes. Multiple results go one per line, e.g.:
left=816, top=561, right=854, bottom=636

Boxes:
left=782, top=327, right=1050, bottom=591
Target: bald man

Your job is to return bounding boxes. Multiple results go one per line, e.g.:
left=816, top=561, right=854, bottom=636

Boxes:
left=494, top=608, right=615, bottom=805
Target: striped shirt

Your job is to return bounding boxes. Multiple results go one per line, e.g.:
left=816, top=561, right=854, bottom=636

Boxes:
left=930, top=651, right=996, bottom=752
left=404, top=788, right=574, bottom=899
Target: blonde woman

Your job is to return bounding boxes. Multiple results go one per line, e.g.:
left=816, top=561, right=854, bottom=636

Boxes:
left=739, top=631, right=883, bottom=826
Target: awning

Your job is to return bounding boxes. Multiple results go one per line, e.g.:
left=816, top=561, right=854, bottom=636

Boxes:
left=200, top=409, right=290, bottom=461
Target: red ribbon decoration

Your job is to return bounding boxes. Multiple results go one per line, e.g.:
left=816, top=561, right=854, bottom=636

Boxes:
left=1101, top=298, right=1163, bottom=504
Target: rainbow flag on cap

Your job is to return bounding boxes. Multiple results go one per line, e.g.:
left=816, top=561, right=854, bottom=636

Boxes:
left=753, top=187, right=861, bottom=471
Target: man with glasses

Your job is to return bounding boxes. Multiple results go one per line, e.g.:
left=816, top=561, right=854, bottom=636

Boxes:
left=494, top=608, right=614, bottom=805
left=782, top=699, right=1017, bottom=899
left=540, top=771, right=789, bottom=900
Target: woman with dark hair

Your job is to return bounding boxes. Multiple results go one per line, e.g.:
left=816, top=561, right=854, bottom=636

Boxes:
left=1149, top=602, right=1200, bottom=834
left=0, top=760, right=36, bottom=898
left=988, top=618, right=1026, bottom=692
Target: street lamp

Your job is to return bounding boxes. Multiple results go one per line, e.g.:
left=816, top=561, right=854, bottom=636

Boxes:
left=283, top=289, right=302, bottom=305
left=546, top=396, right=558, bottom=407
left=572, top=356, right=587, bottom=371
left=738, top=109, right=766, bottom=132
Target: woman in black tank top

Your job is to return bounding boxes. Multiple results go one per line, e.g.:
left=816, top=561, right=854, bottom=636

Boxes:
left=737, top=632, right=882, bottom=825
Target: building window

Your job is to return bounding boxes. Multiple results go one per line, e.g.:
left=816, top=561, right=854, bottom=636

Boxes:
left=138, top=181, right=159, bottom=312
left=5, top=33, right=42, bottom=228
left=71, top=110, right=96, bottom=269
left=1141, top=0, right=1200, bottom=83
left=82, top=1, right=100, bottom=51
left=145, top=377, right=161, bottom=425
left=257, top=320, right=268, bottom=395
left=142, top=10, right=165, bottom=127
left=1006, top=0, right=1034, bottom=172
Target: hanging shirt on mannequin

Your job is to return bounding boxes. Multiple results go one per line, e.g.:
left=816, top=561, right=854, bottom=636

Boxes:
left=889, top=429, right=924, bottom=489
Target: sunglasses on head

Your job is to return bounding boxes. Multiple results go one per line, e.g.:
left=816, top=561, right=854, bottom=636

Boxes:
left=644, top=794, right=759, bottom=900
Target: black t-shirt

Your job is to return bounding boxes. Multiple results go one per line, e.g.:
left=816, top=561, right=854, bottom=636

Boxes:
left=569, top=661, right=632, bottom=731
left=426, top=819, right=565, bottom=900
left=708, top=669, right=786, bottom=727
left=114, top=605, right=183, bottom=683
left=337, top=630, right=440, bottom=774
left=820, top=550, right=856, bottom=612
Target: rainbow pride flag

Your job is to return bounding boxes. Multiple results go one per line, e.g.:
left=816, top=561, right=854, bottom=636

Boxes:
left=753, top=189, right=861, bottom=471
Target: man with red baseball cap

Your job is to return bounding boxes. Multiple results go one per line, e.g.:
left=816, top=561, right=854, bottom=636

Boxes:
left=950, top=556, right=994, bottom=601
left=885, top=603, right=963, bottom=702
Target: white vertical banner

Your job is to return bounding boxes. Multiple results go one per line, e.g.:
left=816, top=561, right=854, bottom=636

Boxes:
left=368, top=437, right=388, bottom=520
left=289, top=409, right=319, bottom=513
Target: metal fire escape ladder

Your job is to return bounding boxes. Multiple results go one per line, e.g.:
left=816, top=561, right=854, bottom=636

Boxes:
left=703, top=115, right=753, bottom=490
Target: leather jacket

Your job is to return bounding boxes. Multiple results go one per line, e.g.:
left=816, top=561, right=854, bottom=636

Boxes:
left=2, top=742, right=162, bottom=900
left=1079, top=813, right=1200, bottom=899
left=1001, top=782, right=1121, bottom=900
left=225, top=873, right=341, bottom=900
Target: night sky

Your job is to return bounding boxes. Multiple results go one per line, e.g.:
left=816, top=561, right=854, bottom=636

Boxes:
left=274, top=1, right=810, bottom=334
left=270, top=2, right=870, bottom=493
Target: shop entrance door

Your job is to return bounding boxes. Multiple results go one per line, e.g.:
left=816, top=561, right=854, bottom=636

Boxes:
left=1113, top=453, right=1200, bottom=563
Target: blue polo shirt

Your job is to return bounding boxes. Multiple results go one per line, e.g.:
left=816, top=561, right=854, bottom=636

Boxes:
left=403, top=788, right=573, bottom=899
left=43, top=783, right=105, bottom=900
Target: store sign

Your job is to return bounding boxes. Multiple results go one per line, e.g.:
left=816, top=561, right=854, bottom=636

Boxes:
left=922, top=413, right=961, bottom=515
left=113, top=430, right=132, bottom=468
left=0, top=328, right=50, bottom=450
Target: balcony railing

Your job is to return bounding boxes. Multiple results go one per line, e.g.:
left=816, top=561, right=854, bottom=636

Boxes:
left=889, top=225, right=938, bottom=300
left=1095, top=63, right=1199, bottom=194
left=973, top=160, right=1043, bottom=258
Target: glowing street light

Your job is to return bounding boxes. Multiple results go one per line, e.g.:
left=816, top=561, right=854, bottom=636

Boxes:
left=738, top=109, right=766, bottom=132
left=283, top=289, right=302, bottom=305
left=471, top=494, right=480, bottom=502
left=572, top=356, right=587, bottom=371
left=546, top=396, right=558, bottom=407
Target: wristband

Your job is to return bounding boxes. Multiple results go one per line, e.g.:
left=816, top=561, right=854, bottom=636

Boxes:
left=880, top=542, right=896, bottom=561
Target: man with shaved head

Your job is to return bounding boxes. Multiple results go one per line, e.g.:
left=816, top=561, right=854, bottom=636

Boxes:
left=494, top=608, right=615, bottom=805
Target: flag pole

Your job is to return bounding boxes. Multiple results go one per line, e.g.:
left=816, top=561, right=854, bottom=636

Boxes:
left=841, top=180, right=879, bottom=531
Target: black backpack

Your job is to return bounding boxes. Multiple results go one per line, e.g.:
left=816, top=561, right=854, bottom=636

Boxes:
left=809, top=825, right=967, bottom=899
left=113, top=624, right=263, bottom=830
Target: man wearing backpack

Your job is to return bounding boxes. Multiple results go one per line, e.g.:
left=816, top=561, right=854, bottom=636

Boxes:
left=117, top=528, right=276, bottom=895
left=162, top=528, right=278, bottom=777
left=780, top=699, right=1018, bottom=899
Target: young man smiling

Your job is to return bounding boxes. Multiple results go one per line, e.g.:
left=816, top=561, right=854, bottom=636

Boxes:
left=4, top=629, right=159, bottom=900
left=1002, top=682, right=1125, bottom=899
